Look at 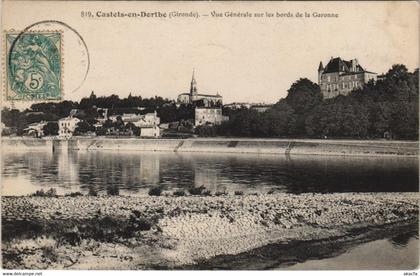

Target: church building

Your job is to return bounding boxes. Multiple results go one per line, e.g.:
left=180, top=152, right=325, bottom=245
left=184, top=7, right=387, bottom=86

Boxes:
left=318, top=57, right=377, bottom=99
left=177, top=70, right=222, bottom=107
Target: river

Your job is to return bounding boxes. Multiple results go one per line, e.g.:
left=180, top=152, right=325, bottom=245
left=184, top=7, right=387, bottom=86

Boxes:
left=1, top=150, right=418, bottom=196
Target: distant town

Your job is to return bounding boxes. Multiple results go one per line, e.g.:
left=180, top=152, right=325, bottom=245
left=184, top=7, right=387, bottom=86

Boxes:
left=1, top=57, right=418, bottom=140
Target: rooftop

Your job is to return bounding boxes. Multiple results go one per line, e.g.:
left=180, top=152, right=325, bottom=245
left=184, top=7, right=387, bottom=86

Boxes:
left=321, top=57, right=375, bottom=74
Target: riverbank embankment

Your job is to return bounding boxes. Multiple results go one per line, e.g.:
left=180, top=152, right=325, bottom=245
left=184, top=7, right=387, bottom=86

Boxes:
left=2, top=193, right=418, bottom=269
left=2, top=137, right=418, bottom=157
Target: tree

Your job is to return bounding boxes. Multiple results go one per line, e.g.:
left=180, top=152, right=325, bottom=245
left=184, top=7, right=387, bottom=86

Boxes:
left=369, top=103, right=392, bottom=138
left=2, top=108, right=26, bottom=129
left=264, top=100, right=296, bottom=136
left=125, top=122, right=140, bottom=136
left=103, top=119, right=113, bottom=129
left=227, top=109, right=259, bottom=137
left=386, top=64, right=409, bottom=80
left=390, top=101, right=418, bottom=139
left=157, top=104, right=178, bottom=123
left=196, top=125, right=217, bottom=137
left=281, top=78, right=322, bottom=135
left=285, top=78, right=322, bottom=115
left=75, top=121, right=95, bottom=135
left=26, top=112, right=59, bottom=125
left=114, top=116, right=125, bottom=131
left=42, top=122, right=59, bottom=136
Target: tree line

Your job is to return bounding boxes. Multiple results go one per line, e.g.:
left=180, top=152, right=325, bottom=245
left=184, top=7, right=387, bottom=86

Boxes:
left=1, top=93, right=194, bottom=135
left=2, top=64, right=418, bottom=140
left=198, top=65, right=418, bottom=140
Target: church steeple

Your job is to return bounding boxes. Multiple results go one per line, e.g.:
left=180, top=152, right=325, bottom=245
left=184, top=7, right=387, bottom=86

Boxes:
left=190, top=69, right=197, bottom=95
left=318, top=61, right=324, bottom=84
left=318, top=61, right=324, bottom=72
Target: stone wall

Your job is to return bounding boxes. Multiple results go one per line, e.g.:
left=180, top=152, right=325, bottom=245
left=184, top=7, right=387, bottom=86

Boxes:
left=1, top=137, right=53, bottom=152
left=2, top=137, right=418, bottom=157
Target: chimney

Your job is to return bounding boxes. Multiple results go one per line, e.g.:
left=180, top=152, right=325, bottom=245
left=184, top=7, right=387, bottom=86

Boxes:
left=351, top=59, right=358, bottom=72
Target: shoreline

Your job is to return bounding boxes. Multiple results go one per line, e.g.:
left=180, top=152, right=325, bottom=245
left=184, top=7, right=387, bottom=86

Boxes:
left=2, top=192, right=419, bottom=269
left=2, top=137, right=419, bottom=157
left=177, top=219, right=418, bottom=270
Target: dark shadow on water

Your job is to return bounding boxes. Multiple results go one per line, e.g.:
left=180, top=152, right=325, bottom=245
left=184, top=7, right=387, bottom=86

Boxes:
left=169, top=221, right=418, bottom=270
left=389, top=229, right=419, bottom=249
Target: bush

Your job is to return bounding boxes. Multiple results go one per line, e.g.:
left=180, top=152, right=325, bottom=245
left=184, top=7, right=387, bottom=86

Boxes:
left=32, top=189, right=46, bottom=196
left=234, top=191, right=244, bottom=196
left=59, top=231, right=82, bottom=246
left=45, top=188, right=57, bottom=197
left=132, top=217, right=153, bottom=231
left=107, top=186, right=120, bottom=196
left=2, top=220, right=45, bottom=241
left=88, top=188, right=98, bottom=196
left=188, top=185, right=206, bottom=195
left=215, top=190, right=228, bottom=196
left=31, top=188, right=57, bottom=197
left=195, top=125, right=217, bottom=137
left=65, top=192, right=83, bottom=197
left=202, top=190, right=212, bottom=196
left=127, top=211, right=153, bottom=231
left=86, top=216, right=122, bottom=242
left=173, top=190, right=186, bottom=197
left=267, top=189, right=275, bottom=195
left=148, top=186, right=163, bottom=196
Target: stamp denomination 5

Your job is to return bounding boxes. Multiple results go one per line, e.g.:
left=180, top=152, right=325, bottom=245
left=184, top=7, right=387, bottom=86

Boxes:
left=5, top=31, right=62, bottom=101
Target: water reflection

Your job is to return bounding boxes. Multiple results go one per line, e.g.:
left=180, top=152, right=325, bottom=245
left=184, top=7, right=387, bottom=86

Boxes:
left=390, top=231, right=419, bottom=249
left=140, top=155, right=160, bottom=185
left=1, top=150, right=418, bottom=196
left=58, top=150, right=79, bottom=186
left=287, top=232, right=419, bottom=270
left=183, top=224, right=419, bottom=270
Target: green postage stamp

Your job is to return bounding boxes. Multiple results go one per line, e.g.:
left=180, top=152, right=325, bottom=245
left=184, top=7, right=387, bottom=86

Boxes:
left=4, top=31, right=62, bottom=101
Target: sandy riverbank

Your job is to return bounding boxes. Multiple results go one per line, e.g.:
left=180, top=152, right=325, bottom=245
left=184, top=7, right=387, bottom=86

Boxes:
left=2, top=193, right=419, bottom=269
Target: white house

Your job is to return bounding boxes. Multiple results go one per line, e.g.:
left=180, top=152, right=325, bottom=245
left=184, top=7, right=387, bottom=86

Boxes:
left=109, top=112, right=160, bottom=126
left=195, top=107, right=224, bottom=126
left=58, top=117, right=80, bottom=139
left=108, top=111, right=161, bottom=137
left=135, top=112, right=160, bottom=128
left=109, top=113, right=141, bottom=123
left=137, top=112, right=160, bottom=137
left=140, top=126, right=160, bottom=137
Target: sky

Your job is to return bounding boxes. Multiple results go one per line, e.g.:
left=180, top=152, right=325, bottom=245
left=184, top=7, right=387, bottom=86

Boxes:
left=2, top=1, right=419, bottom=109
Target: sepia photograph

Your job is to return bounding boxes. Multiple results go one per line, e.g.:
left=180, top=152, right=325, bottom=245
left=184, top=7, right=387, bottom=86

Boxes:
left=0, top=0, right=419, bottom=273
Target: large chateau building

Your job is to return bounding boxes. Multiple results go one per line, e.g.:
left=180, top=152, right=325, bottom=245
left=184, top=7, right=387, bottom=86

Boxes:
left=177, top=70, right=222, bottom=107
left=318, top=57, right=377, bottom=99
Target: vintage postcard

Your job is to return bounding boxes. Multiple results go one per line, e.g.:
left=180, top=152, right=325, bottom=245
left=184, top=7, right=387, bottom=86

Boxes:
left=1, top=0, right=419, bottom=273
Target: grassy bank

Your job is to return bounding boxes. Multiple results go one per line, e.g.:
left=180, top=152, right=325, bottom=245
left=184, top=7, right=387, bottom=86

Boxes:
left=2, top=192, right=418, bottom=269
